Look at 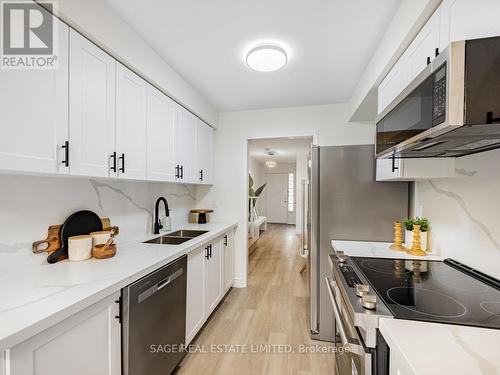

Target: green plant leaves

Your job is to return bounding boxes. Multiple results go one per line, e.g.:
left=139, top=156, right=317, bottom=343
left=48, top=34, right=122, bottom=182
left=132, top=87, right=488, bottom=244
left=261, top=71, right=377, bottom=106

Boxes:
left=402, top=217, right=430, bottom=232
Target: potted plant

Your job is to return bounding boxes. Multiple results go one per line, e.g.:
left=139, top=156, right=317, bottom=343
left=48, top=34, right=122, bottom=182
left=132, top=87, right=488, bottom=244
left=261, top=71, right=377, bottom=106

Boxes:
left=403, top=217, right=430, bottom=251
left=248, top=174, right=266, bottom=222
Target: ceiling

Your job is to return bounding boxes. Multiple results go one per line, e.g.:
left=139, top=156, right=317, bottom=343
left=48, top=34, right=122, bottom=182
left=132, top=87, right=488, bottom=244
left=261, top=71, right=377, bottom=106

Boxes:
left=106, top=0, right=401, bottom=112
left=249, top=137, right=312, bottom=163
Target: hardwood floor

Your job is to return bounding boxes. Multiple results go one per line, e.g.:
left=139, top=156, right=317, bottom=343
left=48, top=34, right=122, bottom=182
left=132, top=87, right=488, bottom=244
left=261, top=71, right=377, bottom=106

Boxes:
left=177, top=224, right=335, bottom=375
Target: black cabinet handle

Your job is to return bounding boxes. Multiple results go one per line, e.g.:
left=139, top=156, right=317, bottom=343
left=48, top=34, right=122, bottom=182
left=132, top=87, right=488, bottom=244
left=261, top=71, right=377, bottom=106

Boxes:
left=199, top=169, right=203, bottom=181
left=435, top=47, right=439, bottom=57
left=175, top=165, right=179, bottom=179
left=391, top=153, right=398, bottom=173
left=110, top=152, right=117, bottom=172
left=224, top=235, right=228, bottom=246
left=61, top=141, right=69, bottom=167
left=180, top=165, right=184, bottom=179
left=119, top=153, right=125, bottom=173
left=205, top=246, right=210, bottom=260
left=209, top=244, right=212, bottom=258
left=426, top=56, right=431, bottom=65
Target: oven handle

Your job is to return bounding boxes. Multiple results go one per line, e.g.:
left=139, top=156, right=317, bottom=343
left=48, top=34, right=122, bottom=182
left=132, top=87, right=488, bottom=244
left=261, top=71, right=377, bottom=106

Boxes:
left=325, top=277, right=366, bottom=357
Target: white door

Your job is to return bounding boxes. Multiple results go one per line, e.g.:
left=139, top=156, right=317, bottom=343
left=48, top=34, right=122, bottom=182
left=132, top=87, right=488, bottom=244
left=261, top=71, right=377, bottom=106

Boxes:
left=196, top=121, right=214, bottom=184
left=0, top=10, right=69, bottom=175
left=69, top=30, right=116, bottom=177
left=204, top=240, right=222, bottom=315
left=266, top=173, right=289, bottom=223
left=9, top=292, right=121, bottom=375
left=186, top=245, right=206, bottom=344
left=223, top=230, right=234, bottom=292
left=115, top=63, right=147, bottom=180
left=147, top=85, right=177, bottom=182
left=176, top=108, right=198, bottom=183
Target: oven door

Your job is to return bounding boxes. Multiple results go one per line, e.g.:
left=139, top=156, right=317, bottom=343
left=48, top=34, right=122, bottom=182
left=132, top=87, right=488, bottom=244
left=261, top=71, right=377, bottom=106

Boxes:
left=325, top=277, right=372, bottom=375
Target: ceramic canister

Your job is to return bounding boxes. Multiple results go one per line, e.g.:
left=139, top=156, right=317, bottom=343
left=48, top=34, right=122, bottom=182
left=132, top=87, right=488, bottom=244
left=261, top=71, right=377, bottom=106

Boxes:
left=90, top=230, right=111, bottom=246
left=68, top=235, right=93, bottom=261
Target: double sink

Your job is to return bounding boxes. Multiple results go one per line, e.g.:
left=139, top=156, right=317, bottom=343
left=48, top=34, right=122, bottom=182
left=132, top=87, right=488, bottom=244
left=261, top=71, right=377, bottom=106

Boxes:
left=143, top=229, right=209, bottom=245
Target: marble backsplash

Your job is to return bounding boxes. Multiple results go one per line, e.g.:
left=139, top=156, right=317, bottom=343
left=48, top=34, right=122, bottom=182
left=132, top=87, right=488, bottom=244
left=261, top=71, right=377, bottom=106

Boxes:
left=0, top=174, right=196, bottom=274
left=414, top=148, right=500, bottom=278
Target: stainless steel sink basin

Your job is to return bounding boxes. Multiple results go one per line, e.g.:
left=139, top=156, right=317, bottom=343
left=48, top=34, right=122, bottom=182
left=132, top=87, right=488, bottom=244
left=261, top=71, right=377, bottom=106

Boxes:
left=143, top=229, right=208, bottom=245
left=143, top=236, right=191, bottom=245
left=166, top=229, right=208, bottom=238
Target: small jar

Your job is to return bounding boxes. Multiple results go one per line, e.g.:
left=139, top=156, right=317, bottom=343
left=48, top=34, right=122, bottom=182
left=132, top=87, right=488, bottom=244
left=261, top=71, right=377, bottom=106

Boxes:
left=68, top=235, right=93, bottom=261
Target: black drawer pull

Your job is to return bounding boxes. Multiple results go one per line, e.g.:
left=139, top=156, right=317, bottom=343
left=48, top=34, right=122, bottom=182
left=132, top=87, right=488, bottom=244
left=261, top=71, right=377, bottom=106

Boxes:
left=119, top=153, right=125, bottom=173
left=61, top=141, right=69, bottom=167
left=110, top=152, right=117, bottom=172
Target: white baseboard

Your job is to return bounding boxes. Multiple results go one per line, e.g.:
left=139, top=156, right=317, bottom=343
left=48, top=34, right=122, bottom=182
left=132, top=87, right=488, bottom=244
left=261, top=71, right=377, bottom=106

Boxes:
left=232, top=277, right=247, bottom=288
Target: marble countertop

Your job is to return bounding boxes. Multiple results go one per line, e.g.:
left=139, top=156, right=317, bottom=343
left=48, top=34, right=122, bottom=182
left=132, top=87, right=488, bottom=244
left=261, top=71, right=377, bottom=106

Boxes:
left=379, top=318, right=500, bottom=375
left=331, top=240, right=443, bottom=261
left=0, top=222, right=237, bottom=350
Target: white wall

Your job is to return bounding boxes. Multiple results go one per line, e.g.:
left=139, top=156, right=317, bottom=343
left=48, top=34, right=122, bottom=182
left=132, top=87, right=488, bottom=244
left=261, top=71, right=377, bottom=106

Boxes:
left=197, top=103, right=374, bottom=287
left=414, top=149, right=500, bottom=278
left=0, top=174, right=196, bottom=275
left=46, top=0, right=218, bottom=126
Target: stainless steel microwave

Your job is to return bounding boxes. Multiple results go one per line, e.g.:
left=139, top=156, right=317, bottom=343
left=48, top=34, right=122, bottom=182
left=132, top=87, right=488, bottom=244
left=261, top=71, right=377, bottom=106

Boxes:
left=376, top=36, right=500, bottom=159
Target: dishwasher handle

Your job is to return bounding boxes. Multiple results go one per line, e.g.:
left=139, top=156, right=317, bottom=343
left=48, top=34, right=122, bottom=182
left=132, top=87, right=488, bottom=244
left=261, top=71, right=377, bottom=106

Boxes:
left=137, top=268, right=184, bottom=304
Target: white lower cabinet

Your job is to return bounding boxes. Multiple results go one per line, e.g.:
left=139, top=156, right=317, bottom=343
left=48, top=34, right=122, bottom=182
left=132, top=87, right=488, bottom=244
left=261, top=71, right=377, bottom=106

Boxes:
left=223, top=230, right=235, bottom=293
left=8, top=292, right=121, bottom=375
left=376, top=157, right=455, bottom=181
left=0, top=351, right=5, bottom=375
left=204, top=240, right=223, bottom=316
left=186, top=231, right=234, bottom=345
left=186, top=245, right=206, bottom=345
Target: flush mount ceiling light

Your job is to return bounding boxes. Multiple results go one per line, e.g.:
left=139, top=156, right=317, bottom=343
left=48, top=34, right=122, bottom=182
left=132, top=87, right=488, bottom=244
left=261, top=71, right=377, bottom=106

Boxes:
left=246, top=44, right=287, bottom=72
left=265, top=161, right=277, bottom=168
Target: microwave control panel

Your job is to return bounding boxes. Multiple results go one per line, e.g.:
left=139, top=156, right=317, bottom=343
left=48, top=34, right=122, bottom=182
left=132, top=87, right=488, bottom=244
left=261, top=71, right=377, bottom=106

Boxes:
left=433, top=64, right=447, bottom=126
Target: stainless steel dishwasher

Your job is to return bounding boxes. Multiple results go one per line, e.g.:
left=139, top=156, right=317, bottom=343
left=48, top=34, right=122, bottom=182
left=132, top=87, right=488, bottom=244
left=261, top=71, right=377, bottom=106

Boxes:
left=122, top=255, right=187, bottom=375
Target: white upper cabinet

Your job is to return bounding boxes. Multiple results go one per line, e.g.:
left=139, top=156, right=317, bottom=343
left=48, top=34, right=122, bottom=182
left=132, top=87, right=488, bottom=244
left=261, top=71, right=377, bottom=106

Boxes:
left=69, top=30, right=116, bottom=177
left=405, top=9, right=440, bottom=85
left=0, top=9, right=69, bottom=175
left=146, top=85, right=177, bottom=182
left=175, top=108, right=198, bottom=183
left=115, top=63, right=147, bottom=180
left=377, top=57, right=406, bottom=114
left=439, top=0, right=500, bottom=51
left=196, top=121, right=214, bottom=184
left=376, top=157, right=455, bottom=181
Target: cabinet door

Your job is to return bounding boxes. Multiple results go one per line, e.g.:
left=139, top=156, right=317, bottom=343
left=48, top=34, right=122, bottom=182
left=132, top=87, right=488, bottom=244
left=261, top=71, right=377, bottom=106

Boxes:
left=0, top=10, right=68, bottom=175
left=377, top=57, right=406, bottom=114
left=405, top=10, right=440, bottom=84
left=196, top=121, right=214, bottom=184
left=146, top=85, right=177, bottom=182
left=376, top=158, right=403, bottom=181
left=223, top=230, right=234, bottom=293
left=9, top=292, right=121, bottom=375
left=186, top=245, right=206, bottom=345
left=69, top=30, right=116, bottom=177
left=0, top=350, right=5, bottom=375
left=439, top=0, right=500, bottom=52
left=204, top=240, right=223, bottom=315
left=175, top=108, right=198, bottom=183
left=115, top=63, right=147, bottom=180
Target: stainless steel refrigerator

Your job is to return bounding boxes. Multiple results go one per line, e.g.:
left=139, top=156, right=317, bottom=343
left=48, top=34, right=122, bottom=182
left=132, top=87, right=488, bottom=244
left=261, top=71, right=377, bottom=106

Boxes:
left=302, top=145, right=409, bottom=342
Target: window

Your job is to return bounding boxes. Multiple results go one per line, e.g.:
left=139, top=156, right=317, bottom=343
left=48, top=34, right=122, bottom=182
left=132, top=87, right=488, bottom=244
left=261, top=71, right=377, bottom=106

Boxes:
left=288, top=173, right=294, bottom=212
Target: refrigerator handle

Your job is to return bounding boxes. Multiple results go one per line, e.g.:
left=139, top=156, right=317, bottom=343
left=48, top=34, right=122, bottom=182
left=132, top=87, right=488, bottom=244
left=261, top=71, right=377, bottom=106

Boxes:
left=300, top=179, right=308, bottom=257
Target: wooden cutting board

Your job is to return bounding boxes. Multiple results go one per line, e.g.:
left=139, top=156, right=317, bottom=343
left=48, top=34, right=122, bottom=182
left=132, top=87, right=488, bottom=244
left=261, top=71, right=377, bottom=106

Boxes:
left=32, top=218, right=112, bottom=255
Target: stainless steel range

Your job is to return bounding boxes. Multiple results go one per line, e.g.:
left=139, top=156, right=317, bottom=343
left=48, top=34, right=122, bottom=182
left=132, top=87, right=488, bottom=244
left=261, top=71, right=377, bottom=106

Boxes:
left=327, top=251, right=500, bottom=375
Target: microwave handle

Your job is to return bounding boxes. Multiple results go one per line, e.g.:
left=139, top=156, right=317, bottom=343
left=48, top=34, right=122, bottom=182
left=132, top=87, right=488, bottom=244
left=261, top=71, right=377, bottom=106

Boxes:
left=325, top=277, right=366, bottom=356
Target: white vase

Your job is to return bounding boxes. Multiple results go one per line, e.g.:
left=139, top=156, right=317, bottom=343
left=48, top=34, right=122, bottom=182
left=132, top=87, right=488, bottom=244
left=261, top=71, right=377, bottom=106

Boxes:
left=405, top=229, right=428, bottom=252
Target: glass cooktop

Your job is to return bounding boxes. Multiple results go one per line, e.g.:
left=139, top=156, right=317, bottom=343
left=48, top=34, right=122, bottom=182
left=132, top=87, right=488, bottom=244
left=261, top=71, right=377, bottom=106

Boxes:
left=351, top=257, right=500, bottom=329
